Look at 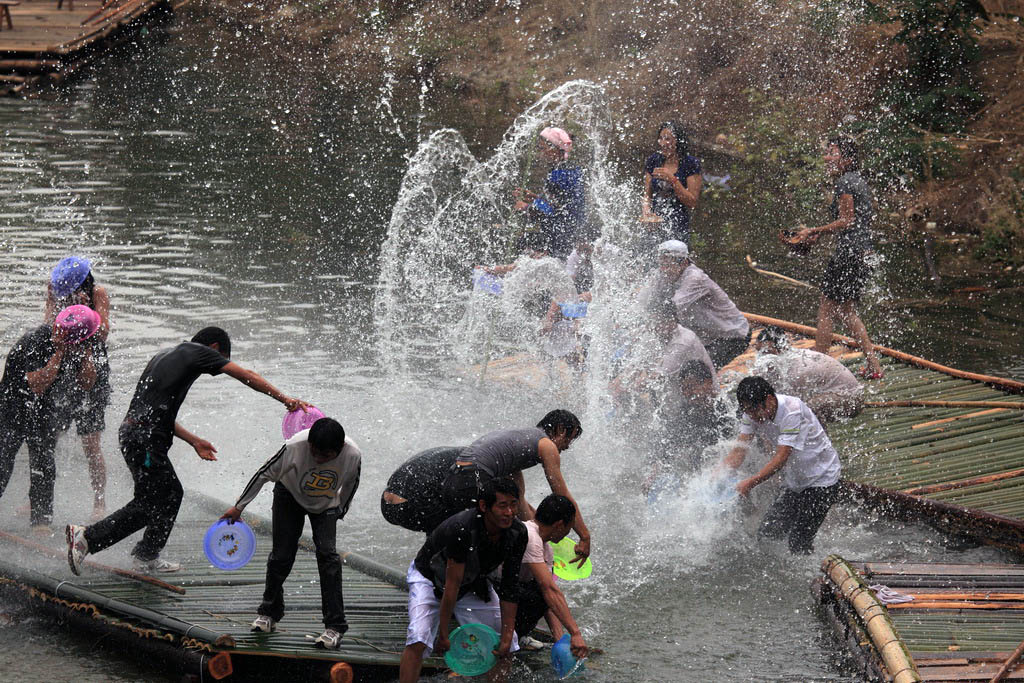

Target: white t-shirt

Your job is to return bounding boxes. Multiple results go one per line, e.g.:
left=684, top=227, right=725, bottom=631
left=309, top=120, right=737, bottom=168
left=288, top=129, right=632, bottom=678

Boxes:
left=752, top=348, right=863, bottom=399
left=669, top=265, right=749, bottom=341
left=661, top=324, right=716, bottom=378
left=519, top=520, right=554, bottom=583
left=739, top=394, right=841, bottom=492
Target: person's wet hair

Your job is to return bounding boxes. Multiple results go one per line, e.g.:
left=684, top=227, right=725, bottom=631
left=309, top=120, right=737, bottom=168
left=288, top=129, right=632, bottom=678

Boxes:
left=480, top=476, right=520, bottom=507
left=659, top=120, right=691, bottom=158
left=757, top=326, right=790, bottom=351
left=828, top=134, right=859, bottom=170
left=537, top=409, right=582, bottom=441
left=737, top=376, right=775, bottom=410
left=535, top=494, right=576, bottom=526
left=309, top=417, right=346, bottom=453
left=191, top=326, right=232, bottom=358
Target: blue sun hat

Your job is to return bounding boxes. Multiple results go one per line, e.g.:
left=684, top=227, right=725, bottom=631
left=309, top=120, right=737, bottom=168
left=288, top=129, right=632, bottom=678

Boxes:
left=51, top=256, right=92, bottom=298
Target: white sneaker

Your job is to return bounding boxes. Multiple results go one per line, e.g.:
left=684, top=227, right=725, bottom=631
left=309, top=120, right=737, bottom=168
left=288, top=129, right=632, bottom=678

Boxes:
left=519, top=635, right=545, bottom=651
left=66, top=524, right=89, bottom=576
left=251, top=615, right=277, bottom=633
left=133, top=556, right=182, bottom=573
left=314, top=628, right=343, bottom=649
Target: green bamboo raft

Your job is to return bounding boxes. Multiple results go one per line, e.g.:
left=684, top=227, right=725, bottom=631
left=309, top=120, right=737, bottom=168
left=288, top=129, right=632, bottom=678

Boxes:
left=816, top=554, right=1024, bottom=682
left=0, top=493, right=444, bottom=682
left=742, top=313, right=1024, bottom=552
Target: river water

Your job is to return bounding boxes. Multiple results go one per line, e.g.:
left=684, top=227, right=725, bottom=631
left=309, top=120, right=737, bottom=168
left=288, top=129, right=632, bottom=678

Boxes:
left=1, top=15, right=1023, bottom=683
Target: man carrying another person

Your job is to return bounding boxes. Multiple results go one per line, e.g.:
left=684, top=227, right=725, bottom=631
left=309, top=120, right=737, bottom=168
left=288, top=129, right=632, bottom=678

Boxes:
left=441, top=409, right=591, bottom=565
left=720, top=377, right=842, bottom=554
left=515, top=494, right=590, bottom=658
left=399, top=477, right=527, bottom=683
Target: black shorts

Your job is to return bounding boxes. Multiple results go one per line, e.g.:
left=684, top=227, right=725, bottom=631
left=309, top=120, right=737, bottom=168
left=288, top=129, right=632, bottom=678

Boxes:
left=380, top=496, right=450, bottom=533
left=514, top=581, right=550, bottom=637
left=820, top=248, right=871, bottom=303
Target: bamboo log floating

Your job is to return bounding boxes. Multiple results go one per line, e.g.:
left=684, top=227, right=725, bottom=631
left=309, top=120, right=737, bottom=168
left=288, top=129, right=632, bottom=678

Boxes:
left=741, top=312, right=1024, bottom=393
left=824, top=555, right=922, bottom=682
left=0, top=528, right=185, bottom=595
left=989, top=639, right=1024, bottom=683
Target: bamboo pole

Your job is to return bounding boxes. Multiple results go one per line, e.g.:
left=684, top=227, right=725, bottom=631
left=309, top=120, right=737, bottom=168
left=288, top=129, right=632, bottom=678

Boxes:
left=989, top=639, right=1024, bottom=683
left=742, top=312, right=1024, bottom=394
left=0, top=529, right=185, bottom=595
left=744, top=255, right=813, bottom=288
left=902, top=469, right=1024, bottom=496
left=869, top=400, right=1024, bottom=410
left=823, top=555, right=922, bottom=683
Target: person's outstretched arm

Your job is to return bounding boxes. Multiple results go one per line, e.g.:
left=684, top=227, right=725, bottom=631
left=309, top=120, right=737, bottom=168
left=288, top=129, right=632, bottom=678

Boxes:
left=529, top=562, right=588, bottom=658
left=174, top=422, right=217, bottom=461
left=220, top=362, right=311, bottom=412
left=538, top=439, right=591, bottom=564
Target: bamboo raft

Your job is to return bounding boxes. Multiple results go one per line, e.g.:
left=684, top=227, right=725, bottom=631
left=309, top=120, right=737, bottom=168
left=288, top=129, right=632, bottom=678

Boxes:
left=740, top=313, right=1024, bottom=553
left=0, top=0, right=170, bottom=95
left=0, top=493, right=445, bottom=681
left=816, top=554, right=1024, bottom=682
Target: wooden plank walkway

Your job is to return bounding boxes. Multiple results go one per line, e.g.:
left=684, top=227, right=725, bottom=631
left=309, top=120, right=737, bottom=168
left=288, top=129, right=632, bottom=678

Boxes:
left=817, top=555, right=1024, bottom=682
left=0, top=497, right=444, bottom=681
left=0, top=0, right=169, bottom=94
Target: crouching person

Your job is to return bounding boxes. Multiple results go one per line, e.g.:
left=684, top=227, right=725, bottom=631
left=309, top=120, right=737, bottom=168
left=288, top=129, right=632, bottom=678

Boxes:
left=399, top=477, right=527, bottom=683
left=721, top=377, right=842, bottom=554
left=515, top=494, right=589, bottom=659
left=221, top=417, right=361, bottom=649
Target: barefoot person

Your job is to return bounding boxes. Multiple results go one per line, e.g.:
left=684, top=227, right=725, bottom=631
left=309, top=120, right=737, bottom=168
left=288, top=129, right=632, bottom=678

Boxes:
left=67, top=326, right=312, bottom=575
left=795, top=136, right=883, bottom=378
left=0, top=306, right=102, bottom=531
left=46, top=256, right=112, bottom=517
left=720, top=377, right=842, bottom=554
left=398, top=478, right=527, bottom=683
left=221, top=417, right=361, bottom=650
left=441, top=409, right=591, bottom=564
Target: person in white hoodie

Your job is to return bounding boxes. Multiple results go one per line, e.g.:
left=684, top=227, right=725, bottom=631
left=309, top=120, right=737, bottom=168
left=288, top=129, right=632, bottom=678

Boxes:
left=221, top=417, right=361, bottom=650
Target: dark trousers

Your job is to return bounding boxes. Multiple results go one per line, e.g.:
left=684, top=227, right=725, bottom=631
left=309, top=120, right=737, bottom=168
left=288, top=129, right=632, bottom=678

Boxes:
left=0, top=420, right=60, bottom=526
left=258, top=483, right=347, bottom=631
left=705, top=329, right=753, bottom=370
left=514, top=581, right=550, bottom=638
left=85, top=437, right=183, bottom=561
left=759, top=482, right=841, bottom=554
left=440, top=465, right=488, bottom=523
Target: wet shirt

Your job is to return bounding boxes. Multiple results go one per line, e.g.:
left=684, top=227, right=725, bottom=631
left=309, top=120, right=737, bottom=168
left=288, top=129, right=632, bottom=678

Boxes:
left=752, top=348, right=863, bottom=400
left=414, top=508, right=527, bottom=602
left=739, top=394, right=841, bottom=492
left=519, top=520, right=554, bottom=585
left=660, top=324, right=716, bottom=379
left=385, top=446, right=464, bottom=499
left=532, top=165, right=585, bottom=258
left=666, top=266, right=749, bottom=342
left=0, top=325, right=84, bottom=430
left=235, top=430, right=362, bottom=515
left=462, top=427, right=546, bottom=478
left=121, top=341, right=229, bottom=449
left=831, top=171, right=874, bottom=253
left=645, top=153, right=702, bottom=241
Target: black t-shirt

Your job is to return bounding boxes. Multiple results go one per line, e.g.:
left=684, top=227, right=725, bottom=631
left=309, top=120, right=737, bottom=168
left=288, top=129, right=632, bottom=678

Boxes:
left=414, top=508, right=527, bottom=603
left=386, top=446, right=464, bottom=499
left=0, top=325, right=84, bottom=430
left=121, top=341, right=229, bottom=449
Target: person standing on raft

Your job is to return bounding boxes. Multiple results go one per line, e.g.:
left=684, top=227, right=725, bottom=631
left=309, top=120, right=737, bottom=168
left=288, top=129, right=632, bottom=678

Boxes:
left=794, top=135, right=883, bottom=379
left=45, top=255, right=112, bottom=518
left=222, top=417, right=361, bottom=650
left=720, top=377, right=842, bottom=554
left=441, top=409, right=591, bottom=565
left=66, top=326, right=312, bottom=575
left=0, top=306, right=103, bottom=531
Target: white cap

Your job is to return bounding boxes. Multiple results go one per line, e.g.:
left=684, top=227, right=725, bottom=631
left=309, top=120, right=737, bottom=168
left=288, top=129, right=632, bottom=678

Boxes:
left=657, top=240, right=689, bottom=259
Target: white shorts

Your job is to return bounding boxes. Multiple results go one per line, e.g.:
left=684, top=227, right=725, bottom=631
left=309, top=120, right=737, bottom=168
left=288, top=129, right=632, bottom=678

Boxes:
left=404, top=561, right=519, bottom=657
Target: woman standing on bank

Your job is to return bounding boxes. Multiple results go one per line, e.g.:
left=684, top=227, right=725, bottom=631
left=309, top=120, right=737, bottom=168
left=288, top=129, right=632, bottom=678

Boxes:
left=796, top=136, right=884, bottom=379
left=642, top=121, right=703, bottom=246
left=46, top=256, right=111, bottom=517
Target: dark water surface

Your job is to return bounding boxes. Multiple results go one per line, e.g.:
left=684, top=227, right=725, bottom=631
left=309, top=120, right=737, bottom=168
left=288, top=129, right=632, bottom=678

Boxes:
left=1, top=15, right=1022, bottom=683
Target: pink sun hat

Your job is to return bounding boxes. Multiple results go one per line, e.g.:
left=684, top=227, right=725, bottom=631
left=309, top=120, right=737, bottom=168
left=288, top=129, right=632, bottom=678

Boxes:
left=55, top=305, right=101, bottom=344
left=282, top=405, right=325, bottom=440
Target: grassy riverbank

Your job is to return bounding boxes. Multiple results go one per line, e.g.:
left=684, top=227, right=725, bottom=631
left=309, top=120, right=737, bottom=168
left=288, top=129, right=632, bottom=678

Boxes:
left=192, top=0, right=1024, bottom=279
